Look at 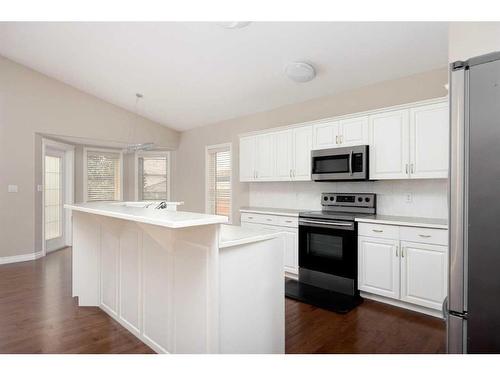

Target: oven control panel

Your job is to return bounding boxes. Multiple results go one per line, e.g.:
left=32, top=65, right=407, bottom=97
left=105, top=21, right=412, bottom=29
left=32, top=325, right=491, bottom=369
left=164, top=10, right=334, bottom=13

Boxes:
left=321, top=193, right=376, bottom=208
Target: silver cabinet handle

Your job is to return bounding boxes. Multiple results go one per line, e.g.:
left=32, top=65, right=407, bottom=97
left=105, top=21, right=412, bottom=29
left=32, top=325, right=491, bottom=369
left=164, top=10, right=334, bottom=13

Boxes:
left=293, top=169, right=296, bottom=178
left=349, top=150, right=353, bottom=176
left=418, top=234, right=431, bottom=238
left=340, top=135, right=343, bottom=144
left=289, top=169, right=292, bottom=179
left=405, top=164, right=409, bottom=174
left=396, top=246, right=399, bottom=257
left=372, top=229, right=383, bottom=233
left=335, top=135, right=339, bottom=144
left=255, top=170, right=258, bottom=179
left=285, top=220, right=293, bottom=223
left=248, top=216, right=253, bottom=219
left=401, top=247, right=405, bottom=258
left=266, top=218, right=272, bottom=222
left=410, top=163, right=414, bottom=174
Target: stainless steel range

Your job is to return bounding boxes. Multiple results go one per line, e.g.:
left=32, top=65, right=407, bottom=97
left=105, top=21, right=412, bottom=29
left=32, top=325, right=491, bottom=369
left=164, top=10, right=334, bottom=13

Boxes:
left=285, top=193, right=376, bottom=313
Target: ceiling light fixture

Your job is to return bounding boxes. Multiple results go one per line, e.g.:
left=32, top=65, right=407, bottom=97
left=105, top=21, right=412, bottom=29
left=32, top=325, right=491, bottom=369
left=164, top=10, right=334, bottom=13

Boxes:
left=285, top=62, right=316, bottom=83
left=217, top=22, right=252, bottom=29
left=125, top=93, right=155, bottom=153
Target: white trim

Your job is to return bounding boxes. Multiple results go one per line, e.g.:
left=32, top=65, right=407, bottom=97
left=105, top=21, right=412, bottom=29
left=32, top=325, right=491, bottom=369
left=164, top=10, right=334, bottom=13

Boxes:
left=42, top=138, right=75, bottom=257
left=83, top=146, right=124, bottom=202
left=0, top=251, right=44, bottom=265
left=238, top=96, right=448, bottom=138
left=205, top=142, right=233, bottom=224
left=134, top=150, right=171, bottom=202
left=360, top=291, right=443, bottom=319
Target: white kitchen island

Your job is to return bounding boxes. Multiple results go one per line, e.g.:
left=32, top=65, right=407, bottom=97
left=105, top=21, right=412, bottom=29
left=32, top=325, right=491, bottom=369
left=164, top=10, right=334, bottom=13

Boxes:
left=66, top=202, right=285, bottom=354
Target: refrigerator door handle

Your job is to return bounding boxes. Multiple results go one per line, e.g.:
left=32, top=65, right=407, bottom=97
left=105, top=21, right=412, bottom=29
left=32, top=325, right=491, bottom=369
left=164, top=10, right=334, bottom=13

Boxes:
left=449, top=65, right=468, bottom=314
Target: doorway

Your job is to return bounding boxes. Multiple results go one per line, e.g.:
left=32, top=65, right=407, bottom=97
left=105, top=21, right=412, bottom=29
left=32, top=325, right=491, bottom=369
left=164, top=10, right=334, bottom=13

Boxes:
left=42, top=139, right=74, bottom=254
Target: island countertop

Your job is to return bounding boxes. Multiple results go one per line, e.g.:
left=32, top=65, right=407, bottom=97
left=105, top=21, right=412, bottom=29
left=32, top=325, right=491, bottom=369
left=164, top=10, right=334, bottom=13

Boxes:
left=65, top=202, right=228, bottom=228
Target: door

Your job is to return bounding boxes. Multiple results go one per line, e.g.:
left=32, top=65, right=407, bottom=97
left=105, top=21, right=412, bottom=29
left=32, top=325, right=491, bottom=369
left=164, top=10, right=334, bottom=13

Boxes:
left=255, top=134, right=275, bottom=180
left=409, top=102, right=449, bottom=179
left=313, top=121, right=339, bottom=150
left=358, top=236, right=400, bottom=299
left=292, top=126, right=313, bottom=181
left=44, top=148, right=65, bottom=252
left=369, top=109, right=410, bottom=179
left=339, top=116, right=369, bottom=147
left=239, top=136, right=255, bottom=181
left=400, top=241, right=447, bottom=310
left=274, top=130, right=293, bottom=181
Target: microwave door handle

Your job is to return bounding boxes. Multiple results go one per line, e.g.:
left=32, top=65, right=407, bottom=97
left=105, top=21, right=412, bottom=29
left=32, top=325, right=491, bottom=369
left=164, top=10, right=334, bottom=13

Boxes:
left=349, top=150, right=353, bottom=176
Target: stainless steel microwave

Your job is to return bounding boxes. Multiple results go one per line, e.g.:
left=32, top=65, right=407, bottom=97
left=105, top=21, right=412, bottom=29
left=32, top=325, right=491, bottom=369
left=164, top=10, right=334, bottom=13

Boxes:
left=311, top=145, right=369, bottom=181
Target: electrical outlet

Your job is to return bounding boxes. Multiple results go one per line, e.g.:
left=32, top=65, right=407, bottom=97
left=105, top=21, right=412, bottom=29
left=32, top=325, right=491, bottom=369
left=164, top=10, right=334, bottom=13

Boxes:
left=405, top=193, right=413, bottom=203
left=8, top=184, right=18, bottom=193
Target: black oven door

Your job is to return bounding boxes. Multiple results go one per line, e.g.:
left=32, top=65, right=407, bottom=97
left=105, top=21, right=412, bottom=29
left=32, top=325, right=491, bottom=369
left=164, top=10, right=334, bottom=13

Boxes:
left=298, top=219, right=357, bottom=279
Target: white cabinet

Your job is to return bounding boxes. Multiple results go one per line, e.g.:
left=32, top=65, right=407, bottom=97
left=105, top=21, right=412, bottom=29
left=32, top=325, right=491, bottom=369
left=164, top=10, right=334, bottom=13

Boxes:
left=369, top=101, right=449, bottom=180
left=239, top=136, right=256, bottom=182
left=400, top=241, right=447, bottom=310
left=312, top=116, right=369, bottom=150
left=358, top=236, right=400, bottom=299
left=292, top=126, right=313, bottom=181
left=255, top=134, right=275, bottom=180
left=369, top=109, right=410, bottom=179
left=409, top=102, right=449, bottom=179
left=274, top=130, right=293, bottom=180
left=358, top=222, right=448, bottom=313
left=240, top=211, right=298, bottom=276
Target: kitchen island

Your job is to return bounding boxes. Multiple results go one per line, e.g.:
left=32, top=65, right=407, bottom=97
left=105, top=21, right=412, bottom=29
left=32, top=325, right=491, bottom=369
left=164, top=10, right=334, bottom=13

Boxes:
left=65, top=202, right=285, bottom=354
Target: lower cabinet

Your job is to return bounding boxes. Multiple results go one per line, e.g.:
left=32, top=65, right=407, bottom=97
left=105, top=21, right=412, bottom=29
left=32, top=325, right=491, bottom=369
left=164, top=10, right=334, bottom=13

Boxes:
left=358, top=223, right=448, bottom=312
left=240, top=212, right=298, bottom=277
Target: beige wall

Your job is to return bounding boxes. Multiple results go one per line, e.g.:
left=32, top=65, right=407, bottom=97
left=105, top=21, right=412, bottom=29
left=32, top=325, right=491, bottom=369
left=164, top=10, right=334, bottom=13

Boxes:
left=173, top=67, right=448, bottom=223
left=449, top=22, right=500, bottom=62
left=0, top=55, right=179, bottom=258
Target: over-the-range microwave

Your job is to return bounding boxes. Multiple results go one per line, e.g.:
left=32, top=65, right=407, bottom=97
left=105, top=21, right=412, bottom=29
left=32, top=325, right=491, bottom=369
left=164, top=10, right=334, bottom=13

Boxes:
left=311, top=145, right=369, bottom=181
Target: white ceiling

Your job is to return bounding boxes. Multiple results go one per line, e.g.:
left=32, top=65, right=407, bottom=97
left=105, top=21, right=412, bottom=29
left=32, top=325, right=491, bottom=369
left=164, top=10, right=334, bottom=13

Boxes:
left=0, top=22, right=448, bottom=131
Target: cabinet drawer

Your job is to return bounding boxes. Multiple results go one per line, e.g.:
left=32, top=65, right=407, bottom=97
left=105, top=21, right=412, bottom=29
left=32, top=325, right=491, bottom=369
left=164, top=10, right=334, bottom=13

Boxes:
left=358, top=223, right=399, bottom=239
left=240, top=212, right=279, bottom=225
left=276, top=216, right=298, bottom=228
left=400, top=227, right=448, bottom=246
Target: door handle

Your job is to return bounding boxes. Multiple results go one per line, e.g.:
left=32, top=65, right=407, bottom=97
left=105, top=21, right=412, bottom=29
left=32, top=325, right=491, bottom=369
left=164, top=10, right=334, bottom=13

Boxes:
left=418, top=234, right=432, bottom=238
left=372, top=229, right=383, bottom=233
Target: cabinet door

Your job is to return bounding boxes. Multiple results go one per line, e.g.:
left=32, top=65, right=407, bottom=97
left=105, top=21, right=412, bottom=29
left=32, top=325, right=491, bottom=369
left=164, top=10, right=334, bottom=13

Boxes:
left=369, top=109, right=410, bottom=179
left=338, top=116, right=369, bottom=147
left=255, top=134, right=275, bottom=180
left=312, top=121, right=339, bottom=150
left=239, top=136, right=256, bottom=182
left=400, top=241, right=447, bottom=310
left=283, top=229, right=298, bottom=275
left=274, top=130, right=293, bottom=181
left=292, top=126, right=313, bottom=181
left=358, top=236, right=400, bottom=299
left=409, top=102, right=449, bottom=179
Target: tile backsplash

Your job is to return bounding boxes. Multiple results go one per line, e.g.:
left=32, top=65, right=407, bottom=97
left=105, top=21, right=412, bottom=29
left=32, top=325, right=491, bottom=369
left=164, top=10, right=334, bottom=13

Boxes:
left=248, top=179, right=448, bottom=219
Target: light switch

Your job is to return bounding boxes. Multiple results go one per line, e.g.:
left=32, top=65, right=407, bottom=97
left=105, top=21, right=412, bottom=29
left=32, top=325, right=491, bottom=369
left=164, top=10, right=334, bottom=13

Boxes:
left=405, top=192, right=413, bottom=203
left=8, top=185, right=18, bottom=193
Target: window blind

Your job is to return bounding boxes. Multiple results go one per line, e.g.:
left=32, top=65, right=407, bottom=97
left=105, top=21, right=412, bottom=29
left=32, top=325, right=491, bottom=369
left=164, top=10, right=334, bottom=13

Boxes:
left=86, top=150, right=121, bottom=201
left=138, top=154, right=169, bottom=201
left=206, top=145, right=232, bottom=219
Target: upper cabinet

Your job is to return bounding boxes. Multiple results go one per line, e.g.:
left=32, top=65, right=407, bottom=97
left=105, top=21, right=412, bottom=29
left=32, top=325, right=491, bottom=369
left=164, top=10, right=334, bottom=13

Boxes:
left=239, top=126, right=312, bottom=182
left=369, top=101, right=448, bottom=180
left=239, top=98, right=448, bottom=182
left=312, top=116, right=369, bottom=150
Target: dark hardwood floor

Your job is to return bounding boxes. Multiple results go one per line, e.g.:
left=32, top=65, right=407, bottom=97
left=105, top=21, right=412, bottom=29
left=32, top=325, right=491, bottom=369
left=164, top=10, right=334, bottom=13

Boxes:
left=0, top=247, right=445, bottom=354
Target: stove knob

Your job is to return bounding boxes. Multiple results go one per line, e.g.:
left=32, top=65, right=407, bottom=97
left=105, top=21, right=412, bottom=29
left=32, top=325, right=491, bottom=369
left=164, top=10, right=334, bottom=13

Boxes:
left=365, top=197, right=370, bottom=202
left=330, top=196, right=335, bottom=201
left=323, top=196, right=329, bottom=201
left=357, top=197, right=363, bottom=202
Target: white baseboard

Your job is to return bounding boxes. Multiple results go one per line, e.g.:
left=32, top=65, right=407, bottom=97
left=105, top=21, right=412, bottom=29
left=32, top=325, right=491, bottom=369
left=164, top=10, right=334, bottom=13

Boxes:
left=0, top=251, right=44, bottom=265
left=361, top=291, right=444, bottom=319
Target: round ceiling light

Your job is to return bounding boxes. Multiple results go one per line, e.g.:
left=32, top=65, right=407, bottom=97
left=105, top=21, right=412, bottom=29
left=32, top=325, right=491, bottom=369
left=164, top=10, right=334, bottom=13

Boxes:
left=285, top=62, right=316, bottom=83
left=217, top=22, right=252, bottom=29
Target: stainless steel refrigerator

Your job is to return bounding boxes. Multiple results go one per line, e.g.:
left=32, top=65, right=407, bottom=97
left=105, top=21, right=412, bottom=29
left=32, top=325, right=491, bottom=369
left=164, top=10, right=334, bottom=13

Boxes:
left=448, top=51, right=500, bottom=353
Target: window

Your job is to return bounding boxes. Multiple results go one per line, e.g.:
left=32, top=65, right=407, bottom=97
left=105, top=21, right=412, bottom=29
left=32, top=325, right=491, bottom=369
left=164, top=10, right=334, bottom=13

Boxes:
left=84, top=148, right=122, bottom=202
left=137, top=152, right=170, bottom=201
left=206, top=143, right=232, bottom=221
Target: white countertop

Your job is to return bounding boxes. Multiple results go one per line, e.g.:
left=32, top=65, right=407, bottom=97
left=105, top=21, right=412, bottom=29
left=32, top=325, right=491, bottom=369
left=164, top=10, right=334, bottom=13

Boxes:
left=65, top=202, right=228, bottom=229
left=355, top=215, right=448, bottom=229
left=239, top=206, right=303, bottom=217
left=219, top=224, right=283, bottom=248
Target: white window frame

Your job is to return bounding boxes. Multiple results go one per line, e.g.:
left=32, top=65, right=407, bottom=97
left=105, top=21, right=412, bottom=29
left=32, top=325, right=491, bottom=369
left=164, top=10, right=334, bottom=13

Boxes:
left=134, top=150, right=171, bottom=201
left=205, top=143, right=233, bottom=224
left=83, top=147, right=124, bottom=202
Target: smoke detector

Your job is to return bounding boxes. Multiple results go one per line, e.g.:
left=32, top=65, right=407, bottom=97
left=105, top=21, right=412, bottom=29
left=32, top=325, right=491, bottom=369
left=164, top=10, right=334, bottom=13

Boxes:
left=285, top=62, right=316, bottom=83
